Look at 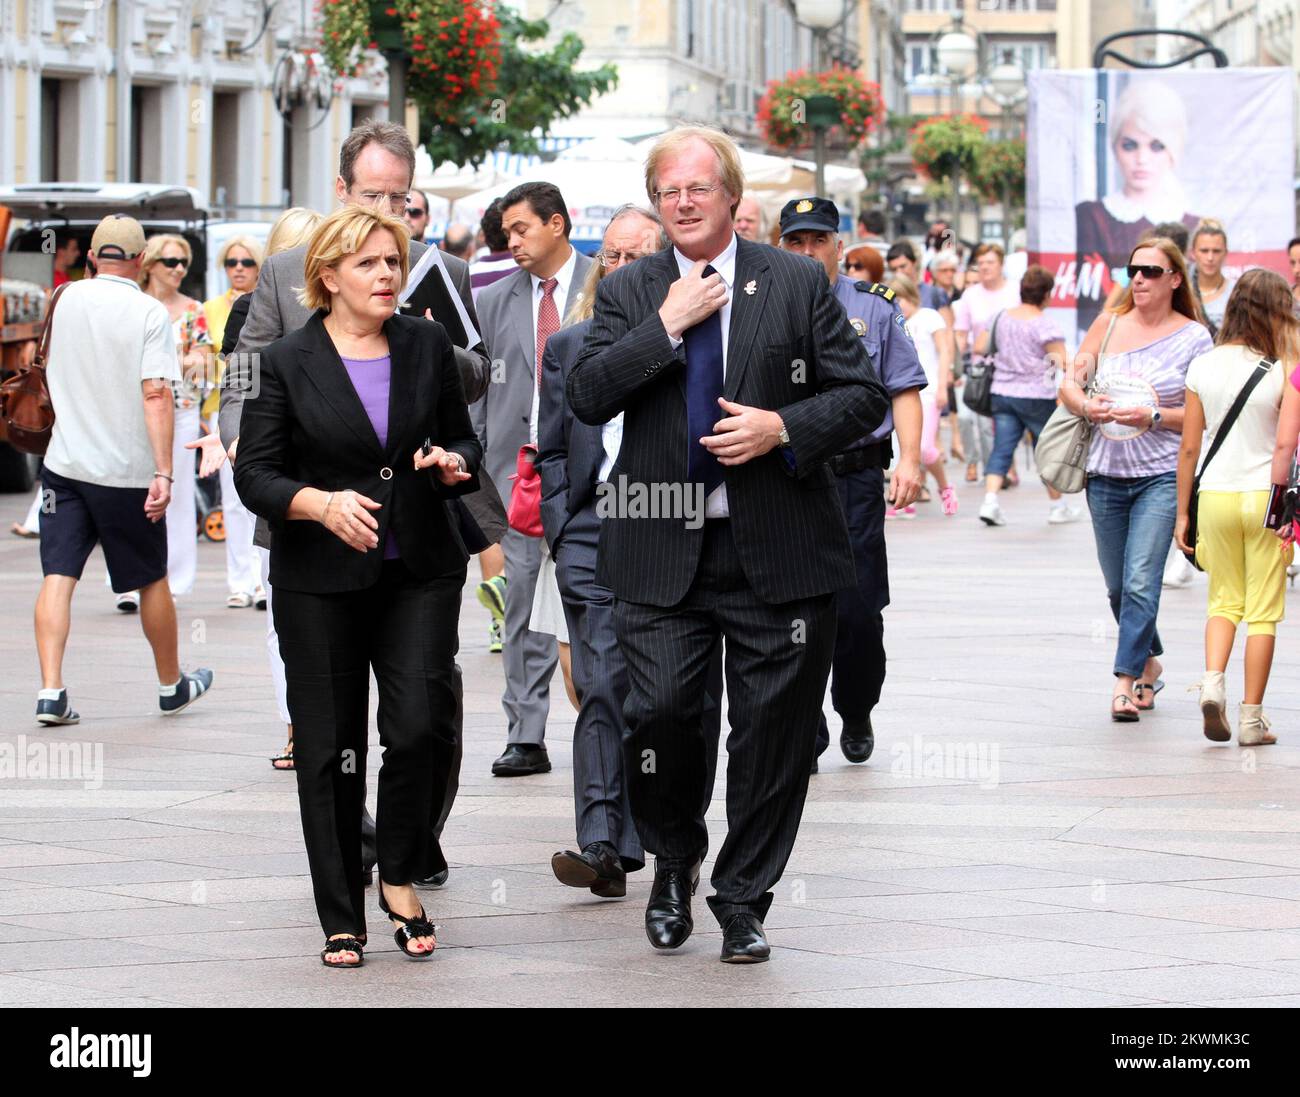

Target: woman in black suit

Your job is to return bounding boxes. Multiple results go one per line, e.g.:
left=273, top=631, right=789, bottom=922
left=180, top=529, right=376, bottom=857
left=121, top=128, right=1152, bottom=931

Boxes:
left=234, top=205, right=481, bottom=968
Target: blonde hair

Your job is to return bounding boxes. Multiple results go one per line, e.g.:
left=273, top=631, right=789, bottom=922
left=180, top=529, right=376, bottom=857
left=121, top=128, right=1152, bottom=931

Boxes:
left=644, top=125, right=746, bottom=217
left=137, top=233, right=192, bottom=288
left=298, top=205, right=410, bottom=312
left=889, top=274, right=920, bottom=307
left=1191, top=217, right=1228, bottom=249
left=1111, top=237, right=1203, bottom=324
left=1110, top=80, right=1188, bottom=167
left=217, top=234, right=265, bottom=270
left=265, top=207, right=324, bottom=259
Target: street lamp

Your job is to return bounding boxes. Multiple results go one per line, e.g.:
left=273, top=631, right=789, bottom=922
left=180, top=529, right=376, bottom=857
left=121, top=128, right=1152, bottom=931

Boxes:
left=794, top=0, right=849, bottom=199
left=984, top=51, right=1027, bottom=250
left=929, top=12, right=981, bottom=242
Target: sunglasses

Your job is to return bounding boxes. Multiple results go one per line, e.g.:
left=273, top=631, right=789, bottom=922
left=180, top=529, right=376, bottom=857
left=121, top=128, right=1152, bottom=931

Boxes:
left=1127, top=264, right=1173, bottom=280
left=405, top=207, right=426, bottom=218
left=224, top=257, right=257, bottom=269
left=157, top=256, right=189, bottom=269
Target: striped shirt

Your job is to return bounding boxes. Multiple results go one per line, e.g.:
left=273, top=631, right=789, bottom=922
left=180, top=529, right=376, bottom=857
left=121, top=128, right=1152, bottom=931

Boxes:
left=470, top=250, right=518, bottom=303
left=1086, top=319, right=1214, bottom=478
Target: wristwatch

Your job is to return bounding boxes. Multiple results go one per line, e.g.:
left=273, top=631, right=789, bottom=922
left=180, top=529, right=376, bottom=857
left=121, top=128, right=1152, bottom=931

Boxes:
left=1150, top=407, right=1163, bottom=426
left=778, top=425, right=791, bottom=447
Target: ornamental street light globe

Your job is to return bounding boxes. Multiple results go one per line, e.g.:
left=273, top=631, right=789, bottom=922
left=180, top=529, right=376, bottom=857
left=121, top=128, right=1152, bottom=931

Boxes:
left=936, top=30, right=979, bottom=79
left=794, top=0, right=844, bottom=30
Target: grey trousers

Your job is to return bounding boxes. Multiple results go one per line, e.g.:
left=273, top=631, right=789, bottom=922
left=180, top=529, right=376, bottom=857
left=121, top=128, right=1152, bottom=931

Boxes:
left=502, top=527, right=557, bottom=747
left=554, top=512, right=644, bottom=871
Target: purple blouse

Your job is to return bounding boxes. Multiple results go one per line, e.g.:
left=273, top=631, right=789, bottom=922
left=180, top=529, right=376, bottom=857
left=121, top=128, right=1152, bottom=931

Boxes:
left=340, top=354, right=399, bottom=560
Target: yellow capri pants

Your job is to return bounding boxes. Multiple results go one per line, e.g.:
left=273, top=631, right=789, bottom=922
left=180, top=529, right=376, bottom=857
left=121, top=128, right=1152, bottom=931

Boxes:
left=1196, top=490, right=1293, bottom=636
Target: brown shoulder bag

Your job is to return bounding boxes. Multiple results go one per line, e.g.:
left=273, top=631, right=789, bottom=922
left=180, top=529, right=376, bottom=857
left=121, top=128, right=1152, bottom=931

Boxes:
left=0, top=281, right=69, bottom=455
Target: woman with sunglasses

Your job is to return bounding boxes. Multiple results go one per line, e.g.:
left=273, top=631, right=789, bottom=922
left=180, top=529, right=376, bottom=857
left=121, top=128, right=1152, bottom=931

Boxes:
left=843, top=245, right=884, bottom=283
left=1175, top=270, right=1298, bottom=746
left=137, top=234, right=212, bottom=600
left=195, top=237, right=266, bottom=609
left=1060, top=238, right=1213, bottom=721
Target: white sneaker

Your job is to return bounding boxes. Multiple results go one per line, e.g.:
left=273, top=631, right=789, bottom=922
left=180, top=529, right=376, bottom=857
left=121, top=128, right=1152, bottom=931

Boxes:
left=1238, top=703, right=1277, bottom=746
left=1197, top=671, right=1230, bottom=742
left=1163, top=554, right=1195, bottom=588
left=978, top=499, right=1006, bottom=527
left=115, top=592, right=140, bottom=613
left=1048, top=503, right=1082, bottom=525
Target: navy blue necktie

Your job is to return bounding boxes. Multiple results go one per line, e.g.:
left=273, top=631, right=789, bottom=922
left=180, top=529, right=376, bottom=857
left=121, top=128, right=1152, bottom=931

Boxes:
left=683, top=264, right=724, bottom=497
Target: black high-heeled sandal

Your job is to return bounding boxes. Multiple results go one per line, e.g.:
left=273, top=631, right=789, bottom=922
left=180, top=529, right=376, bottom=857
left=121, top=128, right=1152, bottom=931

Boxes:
left=320, top=935, right=366, bottom=968
left=377, top=882, right=437, bottom=960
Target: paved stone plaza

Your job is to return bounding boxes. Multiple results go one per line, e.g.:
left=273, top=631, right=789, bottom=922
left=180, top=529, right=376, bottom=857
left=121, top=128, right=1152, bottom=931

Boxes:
left=3, top=473, right=1300, bottom=1009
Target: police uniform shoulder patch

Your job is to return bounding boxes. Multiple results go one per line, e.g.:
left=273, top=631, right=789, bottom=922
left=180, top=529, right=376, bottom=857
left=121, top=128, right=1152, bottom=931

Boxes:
left=854, top=281, right=894, bottom=302
left=894, top=310, right=913, bottom=343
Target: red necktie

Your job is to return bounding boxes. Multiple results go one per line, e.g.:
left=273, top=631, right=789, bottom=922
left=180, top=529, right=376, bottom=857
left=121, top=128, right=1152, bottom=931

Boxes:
left=536, top=277, right=560, bottom=387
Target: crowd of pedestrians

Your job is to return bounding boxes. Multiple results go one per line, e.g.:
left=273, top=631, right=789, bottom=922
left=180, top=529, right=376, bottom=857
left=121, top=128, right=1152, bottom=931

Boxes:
left=16, top=117, right=1300, bottom=973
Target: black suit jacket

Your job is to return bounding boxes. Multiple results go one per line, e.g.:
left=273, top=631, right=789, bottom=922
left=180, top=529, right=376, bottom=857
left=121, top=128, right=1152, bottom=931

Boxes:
left=567, top=238, right=889, bottom=607
left=536, top=319, right=604, bottom=554
left=234, top=310, right=482, bottom=593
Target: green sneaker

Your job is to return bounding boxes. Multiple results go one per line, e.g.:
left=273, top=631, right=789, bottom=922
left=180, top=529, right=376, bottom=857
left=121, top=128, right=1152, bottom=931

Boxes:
left=476, top=575, right=507, bottom=622
left=488, top=618, right=503, bottom=653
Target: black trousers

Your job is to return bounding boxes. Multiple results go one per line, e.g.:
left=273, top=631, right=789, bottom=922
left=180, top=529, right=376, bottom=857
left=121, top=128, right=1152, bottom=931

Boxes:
left=818, top=465, right=888, bottom=754
left=614, top=520, right=835, bottom=924
left=274, top=559, right=464, bottom=937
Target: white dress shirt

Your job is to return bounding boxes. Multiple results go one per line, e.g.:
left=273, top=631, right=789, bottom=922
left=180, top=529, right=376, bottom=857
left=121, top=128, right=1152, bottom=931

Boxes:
left=667, top=233, right=738, bottom=518
left=529, top=245, right=580, bottom=445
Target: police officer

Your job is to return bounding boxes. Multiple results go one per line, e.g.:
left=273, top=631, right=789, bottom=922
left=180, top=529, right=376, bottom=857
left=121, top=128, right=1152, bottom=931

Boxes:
left=778, top=198, right=926, bottom=768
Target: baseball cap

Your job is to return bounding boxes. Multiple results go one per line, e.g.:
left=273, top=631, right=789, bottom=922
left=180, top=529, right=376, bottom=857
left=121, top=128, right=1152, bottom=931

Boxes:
left=90, top=213, right=146, bottom=260
left=779, top=197, right=839, bottom=237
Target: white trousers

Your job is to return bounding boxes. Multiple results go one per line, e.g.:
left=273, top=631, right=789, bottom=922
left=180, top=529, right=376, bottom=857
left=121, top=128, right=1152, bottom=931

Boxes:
left=259, top=547, right=291, bottom=725
left=209, top=414, right=259, bottom=595
left=165, top=405, right=201, bottom=596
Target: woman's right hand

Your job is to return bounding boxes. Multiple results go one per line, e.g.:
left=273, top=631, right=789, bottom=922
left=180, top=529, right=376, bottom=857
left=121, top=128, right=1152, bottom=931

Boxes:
left=1174, top=514, right=1193, bottom=556
left=1082, top=395, right=1114, bottom=423
left=321, top=489, right=381, bottom=553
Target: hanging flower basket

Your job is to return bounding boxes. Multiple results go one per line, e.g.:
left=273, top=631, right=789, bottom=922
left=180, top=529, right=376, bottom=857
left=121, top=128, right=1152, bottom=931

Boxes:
left=909, top=114, right=989, bottom=182
left=969, top=137, right=1026, bottom=204
left=756, top=67, right=884, bottom=153
left=318, top=0, right=502, bottom=119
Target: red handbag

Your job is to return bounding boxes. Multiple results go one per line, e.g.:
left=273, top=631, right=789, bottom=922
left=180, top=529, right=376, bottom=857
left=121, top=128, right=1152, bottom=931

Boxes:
left=506, top=443, right=543, bottom=537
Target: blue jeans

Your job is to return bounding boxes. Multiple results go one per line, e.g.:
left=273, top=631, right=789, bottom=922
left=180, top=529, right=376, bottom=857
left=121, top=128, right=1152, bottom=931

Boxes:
left=988, top=393, right=1057, bottom=479
left=1086, top=472, right=1175, bottom=678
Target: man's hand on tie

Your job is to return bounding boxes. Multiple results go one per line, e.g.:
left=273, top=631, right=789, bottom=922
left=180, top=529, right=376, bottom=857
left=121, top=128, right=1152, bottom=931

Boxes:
left=701, top=397, right=785, bottom=466
left=658, top=260, right=728, bottom=341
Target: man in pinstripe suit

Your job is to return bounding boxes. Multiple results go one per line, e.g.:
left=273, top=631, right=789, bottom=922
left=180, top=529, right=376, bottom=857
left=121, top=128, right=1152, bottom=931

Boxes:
left=568, top=126, right=890, bottom=963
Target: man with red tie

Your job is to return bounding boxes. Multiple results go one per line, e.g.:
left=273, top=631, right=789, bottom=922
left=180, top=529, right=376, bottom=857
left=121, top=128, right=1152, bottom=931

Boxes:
left=471, top=182, right=593, bottom=777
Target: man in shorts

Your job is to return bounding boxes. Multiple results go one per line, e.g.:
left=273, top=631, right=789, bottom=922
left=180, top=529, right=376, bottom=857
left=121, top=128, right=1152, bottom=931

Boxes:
left=33, top=213, right=213, bottom=725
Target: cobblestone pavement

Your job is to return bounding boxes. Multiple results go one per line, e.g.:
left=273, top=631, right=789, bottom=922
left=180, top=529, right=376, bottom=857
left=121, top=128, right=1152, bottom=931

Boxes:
left=3, top=469, right=1300, bottom=1008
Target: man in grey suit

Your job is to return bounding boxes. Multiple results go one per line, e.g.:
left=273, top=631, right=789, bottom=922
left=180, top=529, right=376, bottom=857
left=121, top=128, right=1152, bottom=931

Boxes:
left=220, top=120, right=499, bottom=888
left=472, top=182, right=592, bottom=777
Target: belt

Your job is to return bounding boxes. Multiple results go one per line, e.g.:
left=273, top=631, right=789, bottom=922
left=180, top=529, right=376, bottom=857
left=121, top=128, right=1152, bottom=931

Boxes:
left=829, top=441, right=891, bottom=476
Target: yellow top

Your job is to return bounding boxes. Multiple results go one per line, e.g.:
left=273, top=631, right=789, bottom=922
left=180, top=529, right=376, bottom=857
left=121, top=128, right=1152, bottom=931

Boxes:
left=200, top=289, right=240, bottom=418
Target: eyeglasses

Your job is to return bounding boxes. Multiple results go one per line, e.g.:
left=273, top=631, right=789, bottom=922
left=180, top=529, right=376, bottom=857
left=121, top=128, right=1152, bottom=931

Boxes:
left=405, top=207, right=427, bottom=218
left=157, top=257, right=189, bottom=269
left=653, top=184, right=723, bottom=206
left=597, top=250, right=649, bottom=268
left=358, top=191, right=409, bottom=212
left=1127, top=264, right=1174, bottom=280
left=846, top=262, right=867, bottom=271
left=224, top=258, right=257, bottom=269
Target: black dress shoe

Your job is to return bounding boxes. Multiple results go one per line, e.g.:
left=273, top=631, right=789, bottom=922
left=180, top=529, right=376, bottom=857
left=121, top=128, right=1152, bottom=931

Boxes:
left=551, top=841, right=626, bottom=897
left=491, top=743, right=552, bottom=776
left=719, top=913, right=770, bottom=964
left=840, top=717, right=874, bottom=764
left=414, top=868, right=449, bottom=888
left=645, top=859, right=700, bottom=950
